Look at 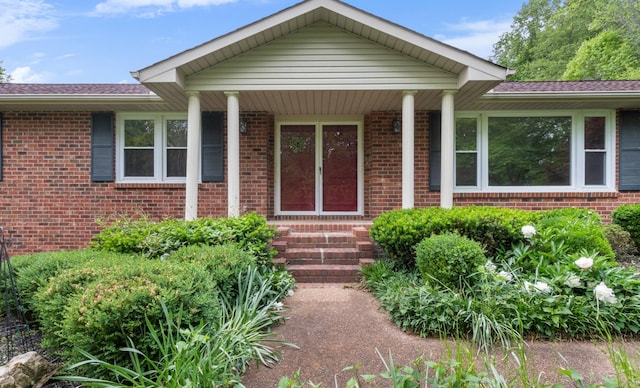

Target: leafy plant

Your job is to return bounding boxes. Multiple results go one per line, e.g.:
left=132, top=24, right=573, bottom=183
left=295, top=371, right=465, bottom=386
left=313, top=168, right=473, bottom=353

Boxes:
left=415, top=232, right=486, bottom=290
left=612, top=204, right=640, bottom=249
left=59, top=269, right=296, bottom=387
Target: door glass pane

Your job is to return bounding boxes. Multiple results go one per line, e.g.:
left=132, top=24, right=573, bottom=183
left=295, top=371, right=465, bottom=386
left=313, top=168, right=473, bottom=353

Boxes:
left=488, top=116, right=571, bottom=186
left=280, top=125, right=316, bottom=211
left=323, top=125, right=358, bottom=212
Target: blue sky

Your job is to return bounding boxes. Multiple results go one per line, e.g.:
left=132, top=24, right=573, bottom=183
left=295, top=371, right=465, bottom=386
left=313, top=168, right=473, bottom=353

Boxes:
left=0, top=0, right=524, bottom=84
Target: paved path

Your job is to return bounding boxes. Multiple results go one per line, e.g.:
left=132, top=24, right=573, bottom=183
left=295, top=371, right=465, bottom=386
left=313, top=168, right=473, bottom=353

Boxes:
left=242, top=284, right=639, bottom=387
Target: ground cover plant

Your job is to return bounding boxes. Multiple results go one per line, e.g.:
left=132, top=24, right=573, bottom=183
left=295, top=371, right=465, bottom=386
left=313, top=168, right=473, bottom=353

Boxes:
left=9, top=213, right=296, bottom=385
left=364, top=206, right=640, bottom=352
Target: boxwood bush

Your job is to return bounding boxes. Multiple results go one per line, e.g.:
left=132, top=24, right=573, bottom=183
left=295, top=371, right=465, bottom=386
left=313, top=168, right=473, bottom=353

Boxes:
left=92, top=212, right=277, bottom=264
left=612, top=203, right=640, bottom=248
left=370, top=206, right=536, bottom=269
left=33, top=257, right=220, bottom=368
left=370, top=206, right=613, bottom=269
left=415, top=233, right=486, bottom=290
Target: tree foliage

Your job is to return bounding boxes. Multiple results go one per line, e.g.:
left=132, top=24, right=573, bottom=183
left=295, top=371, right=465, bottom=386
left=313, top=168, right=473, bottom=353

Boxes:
left=491, top=0, right=640, bottom=81
left=0, top=61, right=9, bottom=83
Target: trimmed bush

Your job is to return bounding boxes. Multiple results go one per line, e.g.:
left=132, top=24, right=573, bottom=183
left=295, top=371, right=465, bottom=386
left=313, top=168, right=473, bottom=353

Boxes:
left=38, top=258, right=220, bottom=368
left=536, top=207, right=614, bottom=260
left=166, top=243, right=256, bottom=297
left=605, top=223, right=637, bottom=260
left=370, top=207, right=536, bottom=269
left=415, top=233, right=486, bottom=290
left=612, top=203, right=640, bottom=248
left=92, top=213, right=276, bottom=264
left=12, top=250, right=129, bottom=317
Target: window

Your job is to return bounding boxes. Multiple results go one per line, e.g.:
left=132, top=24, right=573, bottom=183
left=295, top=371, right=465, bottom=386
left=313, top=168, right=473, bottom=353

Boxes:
left=453, top=111, right=614, bottom=192
left=117, top=114, right=188, bottom=182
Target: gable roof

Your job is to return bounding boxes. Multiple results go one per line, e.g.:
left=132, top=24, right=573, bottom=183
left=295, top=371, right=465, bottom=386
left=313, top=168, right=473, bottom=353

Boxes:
left=133, top=0, right=510, bottom=111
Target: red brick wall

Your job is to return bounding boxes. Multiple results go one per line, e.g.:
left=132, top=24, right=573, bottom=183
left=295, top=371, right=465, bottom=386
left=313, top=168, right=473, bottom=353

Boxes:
left=1, top=109, right=638, bottom=255
left=0, top=111, right=272, bottom=255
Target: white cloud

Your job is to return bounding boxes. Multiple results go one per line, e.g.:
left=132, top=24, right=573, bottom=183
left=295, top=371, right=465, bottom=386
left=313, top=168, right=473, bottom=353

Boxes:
left=9, top=66, right=47, bottom=83
left=0, top=0, right=58, bottom=49
left=436, top=18, right=512, bottom=60
left=94, top=0, right=237, bottom=16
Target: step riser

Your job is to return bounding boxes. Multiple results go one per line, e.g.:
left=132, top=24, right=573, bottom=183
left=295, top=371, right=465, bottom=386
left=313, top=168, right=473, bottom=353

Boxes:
left=270, top=223, right=374, bottom=283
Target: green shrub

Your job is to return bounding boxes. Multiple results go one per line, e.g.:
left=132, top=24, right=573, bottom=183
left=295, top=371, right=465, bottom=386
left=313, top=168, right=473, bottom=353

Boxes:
left=36, top=258, right=220, bottom=368
left=166, top=243, right=256, bottom=297
left=612, top=204, right=640, bottom=248
left=370, top=207, right=535, bottom=269
left=605, top=223, right=637, bottom=261
left=12, top=250, right=128, bottom=317
left=537, top=208, right=614, bottom=260
left=92, top=213, right=276, bottom=264
left=415, top=233, right=486, bottom=290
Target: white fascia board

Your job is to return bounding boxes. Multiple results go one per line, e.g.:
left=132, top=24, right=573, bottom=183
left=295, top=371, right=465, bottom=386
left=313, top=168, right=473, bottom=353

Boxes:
left=458, top=67, right=505, bottom=89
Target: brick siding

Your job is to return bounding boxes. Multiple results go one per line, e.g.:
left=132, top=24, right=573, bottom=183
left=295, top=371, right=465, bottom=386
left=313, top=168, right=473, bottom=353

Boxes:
left=1, top=110, right=638, bottom=255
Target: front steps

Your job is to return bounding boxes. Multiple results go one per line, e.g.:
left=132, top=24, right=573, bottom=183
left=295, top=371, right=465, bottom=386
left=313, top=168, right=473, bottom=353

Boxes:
left=270, top=222, right=375, bottom=283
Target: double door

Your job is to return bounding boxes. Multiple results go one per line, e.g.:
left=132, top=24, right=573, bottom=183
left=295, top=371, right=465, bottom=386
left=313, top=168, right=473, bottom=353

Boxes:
left=277, top=121, right=361, bottom=215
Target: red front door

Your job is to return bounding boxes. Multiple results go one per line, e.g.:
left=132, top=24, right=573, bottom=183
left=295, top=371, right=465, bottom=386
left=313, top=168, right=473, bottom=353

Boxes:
left=278, top=123, right=359, bottom=214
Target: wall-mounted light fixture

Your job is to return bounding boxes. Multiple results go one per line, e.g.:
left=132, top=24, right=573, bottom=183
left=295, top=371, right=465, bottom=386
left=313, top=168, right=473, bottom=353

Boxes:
left=240, top=119, right=248, bottom=134
left=392, top=118, right=401, bottom=133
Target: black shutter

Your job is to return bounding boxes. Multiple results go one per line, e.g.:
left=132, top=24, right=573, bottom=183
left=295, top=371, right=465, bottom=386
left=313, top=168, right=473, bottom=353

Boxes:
left=201, top=111, right=224, bottom=182
left=620, top=110, right=640, bottom=190
left=429, top=111, right=441, bottom=191
left=0, top=113, right=3, bottom=181
left=91, top=112, right=114, bottom=181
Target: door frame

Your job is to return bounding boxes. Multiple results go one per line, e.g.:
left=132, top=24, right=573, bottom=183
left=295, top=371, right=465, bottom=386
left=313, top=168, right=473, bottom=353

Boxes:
left=274, top=115, right=364, bottom=216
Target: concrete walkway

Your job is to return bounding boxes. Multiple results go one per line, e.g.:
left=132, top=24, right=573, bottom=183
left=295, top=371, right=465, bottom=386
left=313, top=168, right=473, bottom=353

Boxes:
left=242, top=284, right=640, bottom=387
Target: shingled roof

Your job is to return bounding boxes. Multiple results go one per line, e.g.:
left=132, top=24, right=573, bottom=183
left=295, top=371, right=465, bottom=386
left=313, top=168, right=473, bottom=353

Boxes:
left=492, top=80, right=640, bottom=93
left=0, top=83, right=153, bottom=95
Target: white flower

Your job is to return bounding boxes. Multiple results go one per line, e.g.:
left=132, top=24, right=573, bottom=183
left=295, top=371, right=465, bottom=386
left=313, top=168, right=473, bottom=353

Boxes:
left=287, top=289, right=295, bottom=297
left=574, top=257, right=594, bottom=270
left=522, top=225, right=537, bottom=239
left=565, top=274, right=582, bottom=288
left=524, top=281, right=551, bottom=293
left=497, top=271, right=513, bottom=281
left=484, top=260, right=497, bottom=272
left=594, top=282, right=617, bottom=304
left=272, top=301, right=284, bottom=311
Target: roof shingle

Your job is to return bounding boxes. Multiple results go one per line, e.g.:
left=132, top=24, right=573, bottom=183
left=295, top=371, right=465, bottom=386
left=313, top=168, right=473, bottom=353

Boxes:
left=492, top=80, right=640, bottom=93
left=0, top=83, right=152, bottom=95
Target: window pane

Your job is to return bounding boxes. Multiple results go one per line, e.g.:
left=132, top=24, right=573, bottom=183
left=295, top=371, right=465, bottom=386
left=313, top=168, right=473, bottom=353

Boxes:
left=585, top=117, right=605, bottom=149
left=456, top=118, right=477, bottom=151
left=456, top=153, right=477, bottom=186
left=167, top=119, right=188, bottom=147
left=488, top=116, right=571, bottom=186
left=125, top=149, right=154, bottom=177
left=167, top=149, right=187, bottom=177
left=124, top=120, right=154, bottom=147
left=585, top=151, right=606, bottom=185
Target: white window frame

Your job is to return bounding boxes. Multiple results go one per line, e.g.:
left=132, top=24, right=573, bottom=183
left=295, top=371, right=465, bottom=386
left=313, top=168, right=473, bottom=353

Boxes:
left=454, top=110, right=615, bottom=193
left=116, top=113, right=190, bottom=183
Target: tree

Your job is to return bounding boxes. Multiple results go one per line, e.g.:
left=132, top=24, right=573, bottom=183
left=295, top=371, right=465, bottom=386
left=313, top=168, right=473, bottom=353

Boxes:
left=563, top=30, right=640, bottom=80
left=491, top=0, right=640, bottom=81
left=0, top=61, right=9, bottom=83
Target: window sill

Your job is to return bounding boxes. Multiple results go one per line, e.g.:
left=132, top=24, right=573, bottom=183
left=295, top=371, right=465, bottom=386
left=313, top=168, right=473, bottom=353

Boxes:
left=453, top=192, right=618, bottom=199
left=115, top=182, right=186, bottom=189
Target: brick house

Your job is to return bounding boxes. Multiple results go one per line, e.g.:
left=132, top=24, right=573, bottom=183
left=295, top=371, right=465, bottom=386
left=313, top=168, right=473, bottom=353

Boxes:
left=1, top=0, right=640, bottom=268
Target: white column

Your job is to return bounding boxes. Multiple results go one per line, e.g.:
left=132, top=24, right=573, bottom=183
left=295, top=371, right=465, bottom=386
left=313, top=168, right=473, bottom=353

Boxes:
left=185, top=91, right=201, bottom=221
left=402, top=91, right=417, bottom=209
left=440, top=90, right=457, bottom=209
left=225, top=92, right=241, bottom=217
